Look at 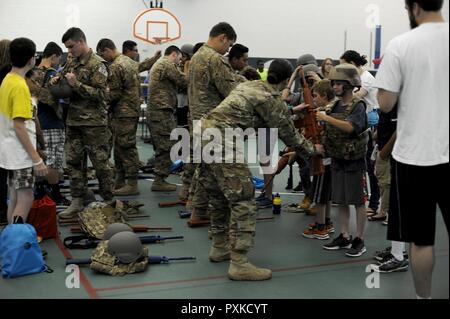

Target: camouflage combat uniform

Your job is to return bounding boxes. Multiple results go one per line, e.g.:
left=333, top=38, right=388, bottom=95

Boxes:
left=147, top=56, right=187, bottom=179
left=199, top=80, right=316, bottom=253
left=108, top=54, right=141, bottom=182
left=136, top=56, right=160, bottom=73
left=185, top=44, right=245, bottom=213
left=62, top=49, right=113, bottom=200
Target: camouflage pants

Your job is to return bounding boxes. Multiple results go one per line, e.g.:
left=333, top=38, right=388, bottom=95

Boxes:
left=147, top=109, right=176, bottom=179
left=112, top=117, right=140, bottom=180
left=198, top=163, right=256, bottom=252
left=65, top=126, right=113, bottom=200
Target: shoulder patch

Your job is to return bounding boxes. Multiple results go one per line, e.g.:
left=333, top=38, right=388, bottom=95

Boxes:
left=98, top=64, right=108, bottom=77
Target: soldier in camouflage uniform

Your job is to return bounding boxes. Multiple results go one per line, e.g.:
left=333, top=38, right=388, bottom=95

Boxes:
left=58, top=28, right=114, bottom=219
left=122, top=40, right=161, bottom=73
left=96, top=39, right=142, bottom=196
left=147, top=46, right=187, bottom=191
left=199, top=59, right=324, bottom=281
left=185, top=22, right=245, bottom=221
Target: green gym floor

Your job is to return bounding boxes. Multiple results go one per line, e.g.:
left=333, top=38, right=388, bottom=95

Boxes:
left=0, top=135, right=448, bottom=300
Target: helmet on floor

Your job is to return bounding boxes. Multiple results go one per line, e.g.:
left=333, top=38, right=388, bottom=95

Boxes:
left=107, top=231, right=144, bottom=264
left=103, top=223, right=133, bottom=240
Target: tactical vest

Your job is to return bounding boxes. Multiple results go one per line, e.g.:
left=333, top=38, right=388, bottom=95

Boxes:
left=324, top=98, right=369, bottom=160
left=90, top=241, right=149, bottom=276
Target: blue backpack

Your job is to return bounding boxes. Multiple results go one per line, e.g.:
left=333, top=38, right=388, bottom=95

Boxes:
left=0, top=223, right=50, bottom=278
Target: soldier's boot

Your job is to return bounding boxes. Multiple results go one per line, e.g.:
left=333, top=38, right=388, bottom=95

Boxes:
left=58, top=197, right=83, bottom=219
left=178, top=183, right=190, bottom=201
left=228, top=251, right=272, bottom=281
left=114, top=179, right=140, bottom=196
left=151, top=176, right=177, bottom=192
left=299, top=196, right=312, bottom=210
left=114, top=172, right=125, bottom=190
left=209, top=234, right=230, bottom=262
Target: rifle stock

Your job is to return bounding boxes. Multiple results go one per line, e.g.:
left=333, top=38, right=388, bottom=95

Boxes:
left=298, top=69, right=325, bottom=176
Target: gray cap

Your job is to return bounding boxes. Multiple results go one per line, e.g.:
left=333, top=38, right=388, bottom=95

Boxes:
left=103, top=223, right=133, bottom=240
left=107, top=231, right=144, bottom=264
left=297, top=54, right=317, bottom=66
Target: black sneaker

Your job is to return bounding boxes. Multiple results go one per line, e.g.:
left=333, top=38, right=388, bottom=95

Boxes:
left=374, top=247, right=409, bottom=262
left=372, top=253, right=409, bottom=273
left=345, top=237, right=367, bottom=257
left=323, top=234, right=353, bottom=250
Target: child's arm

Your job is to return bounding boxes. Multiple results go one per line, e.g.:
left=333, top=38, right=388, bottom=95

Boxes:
left=13, top=118, right=48, bottom=176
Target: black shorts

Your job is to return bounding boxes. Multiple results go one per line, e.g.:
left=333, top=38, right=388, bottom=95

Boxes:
left=388, top=159, right=449, bottom=246
left=311, top=165, right=332, bottom=205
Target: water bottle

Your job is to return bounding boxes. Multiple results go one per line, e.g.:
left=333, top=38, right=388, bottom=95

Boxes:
left=272, top=193, right=282, bottom=215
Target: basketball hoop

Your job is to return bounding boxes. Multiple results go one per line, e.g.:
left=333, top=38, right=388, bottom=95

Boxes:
left=153, top=37, right=169, bottom=45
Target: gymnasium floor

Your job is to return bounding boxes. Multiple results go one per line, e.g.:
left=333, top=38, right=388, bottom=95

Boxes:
left=0, top=137, right=448, bottom=299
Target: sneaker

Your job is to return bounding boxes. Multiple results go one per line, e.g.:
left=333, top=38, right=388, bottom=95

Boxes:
left=257, top=197, right=272, bottom=209
left=308, top=220, right=334, bottom=233
left=56, top=196, right=71, bottom=207
left=374, top=247, right=408, bottom=262
left=323, top=234, right=352, bottom=250
left=345, top=237, right=367, bottom=257
left=302, top=224, right=330, bottom=240
left=372, top=254, right=409, bottom=273
left=292, top=183, right=303, bottom=193
left=326, top=222, right=335, bottom=234
left=255, top=193, right=266, bottom=202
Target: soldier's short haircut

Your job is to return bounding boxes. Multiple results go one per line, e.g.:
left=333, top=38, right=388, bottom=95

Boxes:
left=312, top=80, right=335, bottom=101
left=96, top=38, right=116, bottom=53
left=209, top=22, right=237, bottom=41
left=164, top=45, right=181, bottom=56
left=43, top=42, right=63, bottom=58
left=9, top=37, right=36, bottom=68
left=229, top=44, right=249, bottom=61
left=62, top=27, right=86, bottom=43
left=193, top=42, right=204, bottom=55
left=405, top=0, right=443, bottom=11
left=122, top=40, right=137, bottom=54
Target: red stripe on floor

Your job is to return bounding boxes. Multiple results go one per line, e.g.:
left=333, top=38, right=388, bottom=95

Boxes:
left=94, top=257, right=374, bottom=293
left=54, top=236, right=99, bottom=299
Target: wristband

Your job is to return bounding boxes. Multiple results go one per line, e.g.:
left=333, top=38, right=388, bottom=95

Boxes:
left=32, top=158, right=43, bottom=166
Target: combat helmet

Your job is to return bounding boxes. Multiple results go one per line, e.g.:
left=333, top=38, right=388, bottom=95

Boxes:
left=103, top=223, right=133, bottom=240
left=48, top=78, right=73, bottom=99
left=328, top=63, right=361, bottom=87
left=180, top=44, right=194, bottom=58
left=297, top=53, right=317, bottom=66
left=107, top=231, right=144, bottom=264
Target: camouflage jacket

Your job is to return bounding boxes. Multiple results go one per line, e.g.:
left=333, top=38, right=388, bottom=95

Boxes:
left=90, top=240, right=149, bottom=276
left=108, top=54, right=141, bottom=118
left=26, top=66, right=63, bottom=120
left=136, top=55, right=159, bottom=73
left=188, top=44, right=245, bottom=121
left=61, top=49, right=109, bottom=126
left=147, top=56, right=187, bottom=111
left=202, top=80, right=316, bottom=162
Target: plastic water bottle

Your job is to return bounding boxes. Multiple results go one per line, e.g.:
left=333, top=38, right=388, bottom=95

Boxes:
left=272, top=193, right=282, bottom=215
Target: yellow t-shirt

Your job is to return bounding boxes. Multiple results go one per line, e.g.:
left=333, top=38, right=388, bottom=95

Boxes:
left=257, top=69, right=268, bottom=82
left=0, top=72, right=36, bottom=169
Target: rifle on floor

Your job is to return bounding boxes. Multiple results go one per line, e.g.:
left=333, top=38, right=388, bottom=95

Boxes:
left=66, top=255, right=196, bottom=265
left=187, top=216, right=275, bottom=228
left=63, top=235, right=184, bottom=249
left=69, top=225, right=172, bottom=233
left=158, top=200, right=187, bottom=208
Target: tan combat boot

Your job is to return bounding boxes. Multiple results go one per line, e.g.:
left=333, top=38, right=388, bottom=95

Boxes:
left=114, top=172, right=125, bottom=190
left=299, top=196, right=312, bottom=210
left=151, top=176, right=177, bottom=192
left=58, top=197, right=83, bottom=219
left=178, top=183, right=190, bottom=201
left=228, top=251, right=272, bottom=281
left=209, top=234, right=230, bottom=262
left=114, top=179, right=140, bottom=196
